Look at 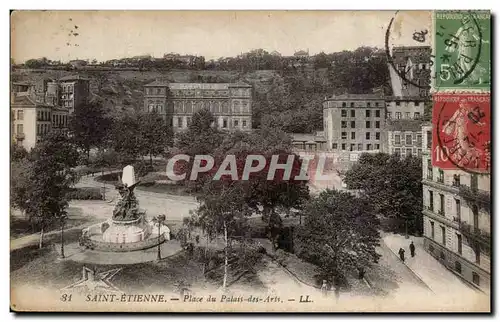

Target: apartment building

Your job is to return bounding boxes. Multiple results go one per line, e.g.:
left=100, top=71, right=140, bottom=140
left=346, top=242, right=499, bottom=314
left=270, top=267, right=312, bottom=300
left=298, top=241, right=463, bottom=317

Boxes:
left=323, top=94, right=386, bottom=152
left=385, top=119, right=423, bottom=157
left=421, top=124, right=491, bottom=294
left=143, top=81, right=252, bottom=132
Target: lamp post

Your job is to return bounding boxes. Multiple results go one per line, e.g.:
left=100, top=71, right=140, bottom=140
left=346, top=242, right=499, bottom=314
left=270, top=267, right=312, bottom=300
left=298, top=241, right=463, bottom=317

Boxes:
left=154, top=214, right=166, bottom=261
left=59, top=211, right=68, bottom=259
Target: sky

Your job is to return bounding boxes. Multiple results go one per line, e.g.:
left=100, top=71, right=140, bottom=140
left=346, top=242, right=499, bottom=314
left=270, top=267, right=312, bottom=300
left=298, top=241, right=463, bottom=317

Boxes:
left=11, top=10, right=432, bottom=63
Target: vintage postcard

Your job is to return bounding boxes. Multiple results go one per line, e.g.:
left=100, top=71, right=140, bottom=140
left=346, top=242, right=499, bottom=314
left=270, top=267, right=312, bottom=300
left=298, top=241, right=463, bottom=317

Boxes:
left=10, top=10, right=491, bottom=312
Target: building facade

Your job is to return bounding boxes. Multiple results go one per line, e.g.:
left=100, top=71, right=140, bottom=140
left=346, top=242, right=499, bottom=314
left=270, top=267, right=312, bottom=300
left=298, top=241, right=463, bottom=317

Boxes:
left=385, top=119, right=423, bottom=157
left=143, top=81, right=253, bottom=132
left=421, top=124, right=491, bottom=294
left=388, top=46, right=431, bottom=98
left=385, top=97, right=426, bottom=120
left=323, top=94, right=386, bottom=153
left=10, top=75, right=89, bottom=150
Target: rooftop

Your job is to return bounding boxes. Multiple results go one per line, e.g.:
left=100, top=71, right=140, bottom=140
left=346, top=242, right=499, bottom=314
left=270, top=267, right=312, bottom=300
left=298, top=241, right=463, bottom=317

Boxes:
left=59, top=74, right=90, bottom=81
left=144, top=81, right=251, bottom=88
left=326, top=93, right=385, bottom=101
left=386, top=119, right=424, bottom=132
left=291, top=133, right=327, bottom=142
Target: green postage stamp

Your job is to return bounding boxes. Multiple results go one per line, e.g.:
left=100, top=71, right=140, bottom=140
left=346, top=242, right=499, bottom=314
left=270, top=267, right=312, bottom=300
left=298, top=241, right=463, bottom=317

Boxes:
left=433, top=10, right=491, bottom=91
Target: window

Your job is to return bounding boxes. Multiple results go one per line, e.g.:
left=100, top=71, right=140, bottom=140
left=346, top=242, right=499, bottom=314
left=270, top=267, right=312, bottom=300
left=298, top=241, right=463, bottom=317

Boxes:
left=386, top=112, right=392, bottom=119
left=376, top=132, right=380, bottom=140
left=351, top=132, right=356, bottom=140
left=418, top=149, right=422, bottom=157
left=395, top=134, right=401, bottom=145
left=375, top=102, right=379, bottom=107
left=366, top=132, right=370, bottom=140
left=473, top=205, right=479, bottom=229
left=156, top=88, right=161, bottom=95
left=457, top=234, right=462, bottom=255
left=366, top=110, right=371, bottom=117
left=396, top=101, right=401, bottom=106
left=367, top=103, right=371, bottom=108
left=438, top=169, right=444, bottom=183
left=223, top=119, right=228, bottom=128
left=341, top=132, right=347, bottom=139
left=471, top=174, right=478, bottom=191
left=394, top=148, right=401, bottom=155
left=342, top=102, right=346, bottom=107
left=350, top=102, right=354, bottom=108
left=406, top=134, right=413, bottom=145
left=406, top=148, right=412, bottom=156
left=332, top=143, right=338, bottom=149
left=177, top=117, right=183, bottom=128
left=472, top=272, right=480, bottom=286
left=367, top=144, right=372, bottom=150
left=234, top=119, right=239, bottom=127
left=430, top=221, right=435, bottom=239
left=186, top=117, right=192, bottom=126
left=350, top=144, right=355, bottom=151
left=341, top=143, right=346, bottom=150
left=396, top=112, right=402, bottom=119
left=454, top=261, right=462, bottom=274
left=375, top=121, right=380, bottom=128
left=441, top=226, right=446, bottom=245
left=453, top=174, right=460, bottom=187
left=375, top=144, right=380, bottom=150
left=426, top=130, right=432, bottom=148
left=341, top=109, right=347, bottom=117
left=17, top=110, right=24, bottom=120
left=429, top=190, right=434, bottom=211
left=414, top=112, right=421, bottom=119
left=242, top=120, right=247, bottom=128
left=405, top=112, right=411, bottom=119
left=439, top=194, right=445, bottom=215
left=341, top=121, right=347, bottom=128
left=350, top=110, right=355, bottom=117
left=475, top=245, right=481, bottom=264
left=417, top=134, right=422, bottom=146
left=16, top=124, right=23, bottom=134
left=366, top=121, right=371, bottom=128
left=357, top=143, right=362, bottom=151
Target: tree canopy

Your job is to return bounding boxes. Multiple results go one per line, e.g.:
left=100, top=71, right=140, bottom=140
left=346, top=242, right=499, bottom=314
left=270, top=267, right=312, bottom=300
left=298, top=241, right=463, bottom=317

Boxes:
left=343, top=153, right=423, bottom=234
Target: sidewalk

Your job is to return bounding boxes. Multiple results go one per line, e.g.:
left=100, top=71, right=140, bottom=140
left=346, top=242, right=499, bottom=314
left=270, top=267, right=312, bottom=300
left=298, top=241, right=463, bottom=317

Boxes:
left=382, top=233, right=477, bottom=296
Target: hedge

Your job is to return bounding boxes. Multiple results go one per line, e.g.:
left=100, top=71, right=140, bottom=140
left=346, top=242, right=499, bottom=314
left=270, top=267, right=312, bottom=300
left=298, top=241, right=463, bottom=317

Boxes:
left=67, top=187, right=103, bottom=200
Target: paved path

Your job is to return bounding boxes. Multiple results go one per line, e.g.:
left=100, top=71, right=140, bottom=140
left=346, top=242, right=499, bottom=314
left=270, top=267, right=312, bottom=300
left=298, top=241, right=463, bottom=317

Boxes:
left=382, top=233, right=481, bottom=300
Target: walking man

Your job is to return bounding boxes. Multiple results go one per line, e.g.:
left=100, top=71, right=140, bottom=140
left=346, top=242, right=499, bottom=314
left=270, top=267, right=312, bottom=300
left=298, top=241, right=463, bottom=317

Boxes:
left=321, top=280, right=328, bottom=297
left=398, top=248, right=405, bottom=262
left=410, top=241, right=416, bottom=257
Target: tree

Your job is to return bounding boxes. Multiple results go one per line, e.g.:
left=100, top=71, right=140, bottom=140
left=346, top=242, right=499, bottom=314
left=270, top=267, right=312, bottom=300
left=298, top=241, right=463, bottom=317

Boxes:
left=11, top=144, right=28, bottom=162
left=69, top=100, right=111, bottom=163
left=13, top=132, right=79, bottom=248
left=295, top=189, right=381, bottom=297
left=195, top=182, right=252, bottom=289
left=139, top=111, right=173, bottom=166
left=108, top=112, right=143, bottom=164
left=343, top=153, right=423, bottom=235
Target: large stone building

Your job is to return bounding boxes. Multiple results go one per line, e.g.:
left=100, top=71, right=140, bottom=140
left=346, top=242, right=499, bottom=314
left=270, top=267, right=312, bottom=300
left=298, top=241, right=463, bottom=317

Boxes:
left=421, top=124, right=491, bottom=294
left=10, top=76, right=90, bottom=150
left=323, top=94, right=386, bottom=153
left=143, top=81, right=252, bottom=132
left=385, top=119, right=423, bottom=158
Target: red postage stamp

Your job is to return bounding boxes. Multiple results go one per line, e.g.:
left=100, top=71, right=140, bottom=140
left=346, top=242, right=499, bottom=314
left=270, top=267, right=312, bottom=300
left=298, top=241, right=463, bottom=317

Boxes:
left=432, top=93, right=491, bottom=173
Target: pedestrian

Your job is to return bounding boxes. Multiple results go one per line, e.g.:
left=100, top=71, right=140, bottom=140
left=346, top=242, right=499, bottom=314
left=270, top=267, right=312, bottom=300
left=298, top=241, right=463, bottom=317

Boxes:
left=398, top=248, right=405, bottom=262
left=320, top=280, right=328, bottom=297
left=409, top=241, right=416, bottom=257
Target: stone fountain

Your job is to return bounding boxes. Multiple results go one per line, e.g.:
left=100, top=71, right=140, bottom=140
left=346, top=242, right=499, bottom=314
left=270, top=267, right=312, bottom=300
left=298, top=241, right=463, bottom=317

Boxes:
left=79, top=165, right=170, bottom=252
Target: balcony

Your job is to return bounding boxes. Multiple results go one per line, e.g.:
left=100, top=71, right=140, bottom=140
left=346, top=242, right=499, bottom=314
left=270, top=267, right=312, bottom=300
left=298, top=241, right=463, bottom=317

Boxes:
left=458, top=185, right=491, bottom=212
left=438, top=210, right=445, bottom=216
left=15, top=132, right=25, bottom=140
left=458, top=221, right=491, bottom=255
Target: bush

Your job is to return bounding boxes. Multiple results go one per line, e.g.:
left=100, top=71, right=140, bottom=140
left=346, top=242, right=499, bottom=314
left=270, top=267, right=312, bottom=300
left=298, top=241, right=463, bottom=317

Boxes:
left=67, top=187, right=102, bottom=200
